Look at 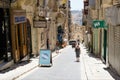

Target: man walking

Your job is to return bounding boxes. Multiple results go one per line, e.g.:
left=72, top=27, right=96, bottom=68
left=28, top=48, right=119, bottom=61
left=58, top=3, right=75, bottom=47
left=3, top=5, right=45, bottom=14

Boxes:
left=75, top=45, right=80, bottom=62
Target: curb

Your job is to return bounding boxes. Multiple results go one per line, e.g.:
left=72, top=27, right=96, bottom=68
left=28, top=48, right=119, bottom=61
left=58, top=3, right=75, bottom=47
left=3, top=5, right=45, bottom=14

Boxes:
left=81, top=54, right=88, bottom=80
left=12, top=66, right=38, bottom=80
left=80, top=45, right=88, bottom=80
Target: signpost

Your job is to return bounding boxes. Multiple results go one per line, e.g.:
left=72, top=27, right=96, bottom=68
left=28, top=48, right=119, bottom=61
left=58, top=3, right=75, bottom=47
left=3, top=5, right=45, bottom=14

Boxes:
left=39, top=49, right=52, bottom=67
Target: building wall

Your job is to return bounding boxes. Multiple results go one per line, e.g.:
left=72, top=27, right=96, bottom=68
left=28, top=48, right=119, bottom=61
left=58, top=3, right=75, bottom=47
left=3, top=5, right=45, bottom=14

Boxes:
left=85, top=0, right=120, bottom=76
left=108, top=25, right=120, bottom=75
left=93, top=29, right=99, bottom=55
left=49, top=20, right=57, bottom=51
left=105, top=5, right=120, bottom=75
left=98, top=0, right=120, bottom=76
left=11, top=0, right=50, bottom=57
left=10, top=0, right=70, bottom=56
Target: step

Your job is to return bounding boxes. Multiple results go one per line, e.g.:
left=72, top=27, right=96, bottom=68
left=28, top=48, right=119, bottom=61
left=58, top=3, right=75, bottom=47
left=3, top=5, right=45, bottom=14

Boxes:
left=0, top=60, right=14, bottom=71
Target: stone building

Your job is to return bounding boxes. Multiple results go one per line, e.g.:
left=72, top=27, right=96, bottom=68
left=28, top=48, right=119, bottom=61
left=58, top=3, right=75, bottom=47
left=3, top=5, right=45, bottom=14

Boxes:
left=0, top=0, right=71, bottom=70
left=105, top=0, right=120, bottom=76
left=83, top=0, right=120, bottom=76
left=0, top=0, right=14, bottom=70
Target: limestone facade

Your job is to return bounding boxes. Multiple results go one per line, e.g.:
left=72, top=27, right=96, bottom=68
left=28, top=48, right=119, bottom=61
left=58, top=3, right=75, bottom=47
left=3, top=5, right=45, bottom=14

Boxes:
left=84, top=0, right=120, bottom=76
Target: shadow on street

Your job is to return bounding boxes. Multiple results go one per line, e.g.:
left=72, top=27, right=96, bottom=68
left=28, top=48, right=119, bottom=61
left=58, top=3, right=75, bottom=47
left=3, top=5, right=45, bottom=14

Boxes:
left=104, top=67, right=120, bottom=80
left=85, top=49, right=120, bottom=80
left=0, top=60, right=31, bottom=73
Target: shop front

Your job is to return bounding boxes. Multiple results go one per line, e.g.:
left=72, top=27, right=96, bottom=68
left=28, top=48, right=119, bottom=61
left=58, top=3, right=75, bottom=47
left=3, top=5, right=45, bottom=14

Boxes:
left=93, top=20, right=108, bottom=61
left=11, top=10, right=28, bottom=62
left=0, top=0, right=12, bottom=62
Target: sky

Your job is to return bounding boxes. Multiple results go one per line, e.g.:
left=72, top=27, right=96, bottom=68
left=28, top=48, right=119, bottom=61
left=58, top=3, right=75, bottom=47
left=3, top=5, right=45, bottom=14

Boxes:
left=70, top=0, right=84, bottom=11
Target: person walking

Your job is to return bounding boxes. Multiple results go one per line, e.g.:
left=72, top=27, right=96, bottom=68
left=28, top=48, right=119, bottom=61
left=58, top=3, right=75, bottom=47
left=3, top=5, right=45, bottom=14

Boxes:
left=75, top=45, right=81, bottom=62
left=56, top=41, right=59, bottom=53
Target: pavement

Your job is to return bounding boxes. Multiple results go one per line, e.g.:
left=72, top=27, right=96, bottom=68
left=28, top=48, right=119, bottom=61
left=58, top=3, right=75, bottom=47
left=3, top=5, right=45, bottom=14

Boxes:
left=0, top=48, right=65, bottom=80
left=80, top=44, right=120, bottom=80
left=0, top=44, right=120, bottom=80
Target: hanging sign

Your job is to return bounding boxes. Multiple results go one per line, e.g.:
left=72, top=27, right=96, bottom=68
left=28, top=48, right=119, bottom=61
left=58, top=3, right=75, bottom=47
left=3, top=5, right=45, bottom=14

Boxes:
left=33, top=20, right=47, bottom=28
left=93, top=20, right=107, bottom=28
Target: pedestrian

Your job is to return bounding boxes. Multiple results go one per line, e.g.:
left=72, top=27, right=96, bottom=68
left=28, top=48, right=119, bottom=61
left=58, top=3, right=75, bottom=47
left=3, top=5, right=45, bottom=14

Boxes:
left=75, top=45, right=81, bottom=62
left=81, top=39, right=84, bottom=44
left=77, top=42, right=80, bottom=45
left=56, top=41, right=59, bottom=53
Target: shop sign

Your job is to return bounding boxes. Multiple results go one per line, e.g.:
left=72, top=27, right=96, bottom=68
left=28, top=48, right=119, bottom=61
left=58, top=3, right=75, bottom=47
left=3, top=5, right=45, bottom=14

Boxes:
left=14, top=16, right=26, bottom=24
left=33, top=20, right=47, bottom=28
left=39, top=49, right=52, bottom=66
left=93, top=20, right=107, bottom=28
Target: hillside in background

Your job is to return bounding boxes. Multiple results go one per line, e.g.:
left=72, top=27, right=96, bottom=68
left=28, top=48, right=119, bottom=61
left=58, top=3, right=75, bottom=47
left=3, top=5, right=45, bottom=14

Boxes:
left=71, top=10, right=82, bottom=26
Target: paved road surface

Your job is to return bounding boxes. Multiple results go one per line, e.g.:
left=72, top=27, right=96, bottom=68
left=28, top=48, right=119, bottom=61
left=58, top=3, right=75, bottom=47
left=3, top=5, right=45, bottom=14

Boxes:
left=16, top=46, right=81, bottom=80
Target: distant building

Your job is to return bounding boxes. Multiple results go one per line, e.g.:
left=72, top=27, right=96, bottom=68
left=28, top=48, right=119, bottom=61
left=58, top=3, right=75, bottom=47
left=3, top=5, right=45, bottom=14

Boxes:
left=71, top=10, right=83, bottom=26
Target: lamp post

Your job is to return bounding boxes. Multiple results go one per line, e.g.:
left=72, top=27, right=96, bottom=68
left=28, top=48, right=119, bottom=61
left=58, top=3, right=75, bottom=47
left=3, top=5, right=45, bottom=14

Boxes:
left=46, top=17, right=49, bottom=36
left=46, top=17, right=50, bottom=49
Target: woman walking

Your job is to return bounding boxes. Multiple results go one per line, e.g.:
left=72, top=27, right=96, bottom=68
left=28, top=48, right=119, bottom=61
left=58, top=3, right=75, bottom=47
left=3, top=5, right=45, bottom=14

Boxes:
left=75, top=45, right=81, bottom=62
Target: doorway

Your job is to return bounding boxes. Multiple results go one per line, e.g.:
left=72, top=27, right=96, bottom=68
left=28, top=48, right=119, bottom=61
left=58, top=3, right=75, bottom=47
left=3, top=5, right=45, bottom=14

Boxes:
left=0, top=8, right=12, bottom=61
left=14, top=24, right=28, bottom=61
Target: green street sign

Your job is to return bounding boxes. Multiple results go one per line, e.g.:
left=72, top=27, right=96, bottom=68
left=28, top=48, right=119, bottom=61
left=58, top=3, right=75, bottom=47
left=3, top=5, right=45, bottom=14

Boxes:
left=93, top=20, right=106, bottom=28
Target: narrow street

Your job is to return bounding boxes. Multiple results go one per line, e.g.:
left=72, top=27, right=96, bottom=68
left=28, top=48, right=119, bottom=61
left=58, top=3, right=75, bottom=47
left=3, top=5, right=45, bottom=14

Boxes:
left=1, top=0, right=120, bottom=80
left=16, top=46, right=81, bottom=80
left=0, top=44, right=119, bottom=80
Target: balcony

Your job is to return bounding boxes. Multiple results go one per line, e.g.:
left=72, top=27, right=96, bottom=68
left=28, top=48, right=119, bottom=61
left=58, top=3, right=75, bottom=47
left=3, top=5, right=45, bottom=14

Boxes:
left=83, top=9, right=88, bottom=15
left=84, top=0, right=89, bottom=6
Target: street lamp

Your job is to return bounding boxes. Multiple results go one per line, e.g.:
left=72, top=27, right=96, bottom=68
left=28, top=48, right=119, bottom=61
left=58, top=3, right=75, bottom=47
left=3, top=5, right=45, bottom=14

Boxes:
left=45, top=17, right=50, bottom=49
left=45, top=17, right=49, bottom=21
left=85, top=30, right=88, bottom=34
left=45, top=17, right=49, bottom=29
